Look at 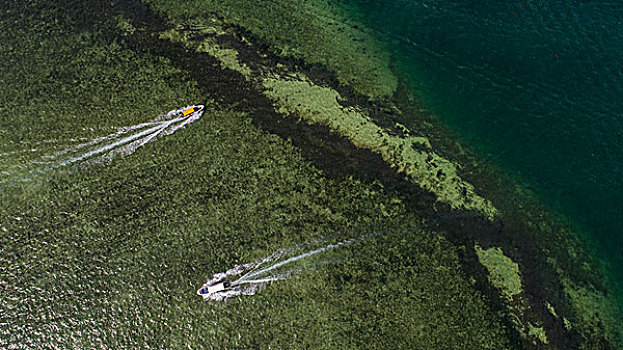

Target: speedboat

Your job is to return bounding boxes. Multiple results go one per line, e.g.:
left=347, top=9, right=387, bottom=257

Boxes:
left=197, top=280, right=233, bottom=296
left=178, top=104, right=204, bottom=119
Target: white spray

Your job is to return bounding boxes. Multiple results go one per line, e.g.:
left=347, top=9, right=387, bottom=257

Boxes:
left=198, top=237, right=361, bottom=301
left=2, top=105, right=203, bottom=185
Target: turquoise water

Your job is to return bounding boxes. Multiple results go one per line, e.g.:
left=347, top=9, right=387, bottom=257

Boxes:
left=344, top=0, right=623, bottom=277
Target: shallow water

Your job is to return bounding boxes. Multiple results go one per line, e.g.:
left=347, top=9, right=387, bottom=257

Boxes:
left=2, top=0, right=621, bottom=348
left=0, top=4, right=510, bottom=343
left=343, top=0, right=623, bottom=287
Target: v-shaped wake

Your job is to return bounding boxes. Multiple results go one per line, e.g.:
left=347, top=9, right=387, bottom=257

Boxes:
left=2, top=105, right=204, bottom=185
left=197, top=236, right=363, bottom=301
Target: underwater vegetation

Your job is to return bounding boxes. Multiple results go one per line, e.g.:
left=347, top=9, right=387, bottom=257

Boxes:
left=1, top=0, right=621, bottom=349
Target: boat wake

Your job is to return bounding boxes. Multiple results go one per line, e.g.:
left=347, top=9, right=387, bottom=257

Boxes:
left=2, top=105, right=204, bottom=185
left=197, top=236, right=362, bottom=301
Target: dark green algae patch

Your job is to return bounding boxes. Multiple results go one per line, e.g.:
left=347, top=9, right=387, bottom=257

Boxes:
left=1, top=0, right=621, bottom=349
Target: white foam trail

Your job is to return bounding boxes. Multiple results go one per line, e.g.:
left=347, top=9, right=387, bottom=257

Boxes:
left=200, top=272, right=294, bottom=302
left=234, top=277, right=287, bottom=285
left=48, top=106, right=202, bottom=167
left=105, top=112, right=203, bottom=160
left=239, top=238, right=357, bottom=282
left=89, top=116, right=182, bottom=161
left=32, top=120, right=174, bottom=176
left=2, top=105, right=204, bottom=185
left=198, top=237, right=360, bottom=301
left=54, top=123, right=169, bottom=167
left=50, top=120, right=165, bottom=159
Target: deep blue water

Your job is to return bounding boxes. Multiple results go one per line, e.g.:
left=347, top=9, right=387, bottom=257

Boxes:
left=343, top=1, right=623, bottom=280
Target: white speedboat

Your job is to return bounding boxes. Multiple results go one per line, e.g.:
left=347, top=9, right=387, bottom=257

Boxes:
left=197, top=280, right=233, bottom=296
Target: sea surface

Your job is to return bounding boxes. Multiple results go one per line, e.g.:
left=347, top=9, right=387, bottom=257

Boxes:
left=0, top=1, right=516, bottom=347
left=342, top=0, right=623, bottom=286
left=2, top=0, right=622, bottom=347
